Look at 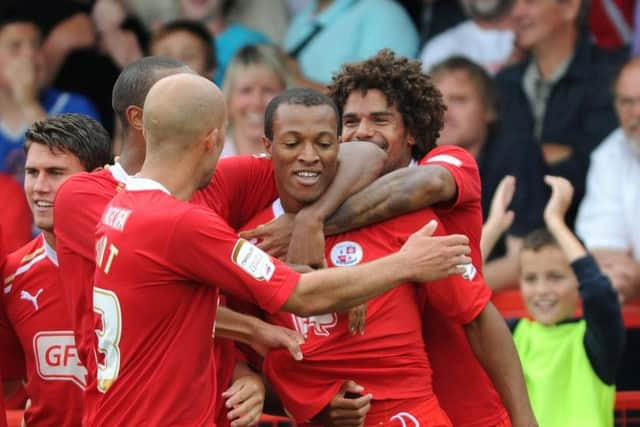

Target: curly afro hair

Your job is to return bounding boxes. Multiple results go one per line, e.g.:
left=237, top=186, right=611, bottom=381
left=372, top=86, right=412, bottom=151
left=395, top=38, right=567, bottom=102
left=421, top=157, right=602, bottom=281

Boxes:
left=327, top=49, right=445, bottom=160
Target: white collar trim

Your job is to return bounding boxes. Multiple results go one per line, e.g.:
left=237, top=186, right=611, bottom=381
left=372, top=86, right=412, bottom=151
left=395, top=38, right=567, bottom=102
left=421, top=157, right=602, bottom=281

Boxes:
left=126, top=176, right=171, bottom=194
left=42, top=234, right=59, bottom=267
left=272, top=198, right=285, bottom=218
left=109, top=162, right=129, bottom=183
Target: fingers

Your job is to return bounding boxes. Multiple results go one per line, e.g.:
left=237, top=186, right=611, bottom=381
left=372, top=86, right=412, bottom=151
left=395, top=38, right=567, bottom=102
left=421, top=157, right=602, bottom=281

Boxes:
left=227, top=394, right=263, bottom=427
left=284, top=330, right=305, bottom=361
left=238, top=226, right=263, bottom=240
left=340, top=380, right=365, bottom=395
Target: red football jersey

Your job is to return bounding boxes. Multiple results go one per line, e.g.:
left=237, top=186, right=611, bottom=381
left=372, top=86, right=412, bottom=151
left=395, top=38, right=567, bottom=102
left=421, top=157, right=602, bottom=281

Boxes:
left=89, top=177, right=298, bottom=426
left=53, top=157, right=277, bottom=421
left=0, top=228, right=7, bottom=427
left=2, top=235, right=85, bottom=426
left=419, top=146, right=509, bottom=427
left=242, top=199, right=486, bottom=424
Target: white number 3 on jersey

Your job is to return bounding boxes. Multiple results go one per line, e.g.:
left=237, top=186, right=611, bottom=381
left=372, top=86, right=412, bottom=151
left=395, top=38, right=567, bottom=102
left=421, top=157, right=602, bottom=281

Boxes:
left=93, top=287, right=122, bottom=393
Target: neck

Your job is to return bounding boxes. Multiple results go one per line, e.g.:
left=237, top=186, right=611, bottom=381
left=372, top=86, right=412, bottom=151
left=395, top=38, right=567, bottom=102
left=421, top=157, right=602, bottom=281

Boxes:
left=474, top=15, right=512, bottom=31
left=466, top=139, right=486, bottom=158
left=43, top=230, right=56, bottom=248
left=532, top=27, right=577, bottom=80
left=316, top=0, right=334, bottom=13
left=118, top=132, right=146, bottom=175
left=138, top=153, right=203, bottom=201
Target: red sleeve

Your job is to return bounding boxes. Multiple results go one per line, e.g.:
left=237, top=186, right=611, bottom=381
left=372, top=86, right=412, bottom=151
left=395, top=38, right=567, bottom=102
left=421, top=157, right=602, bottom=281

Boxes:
left=420, top=145, right=481, bottom=211
left=170, top=207, right=300, bottom=314
left=390, top=208, right=491, bottom=324
left=0, top=174, right=32, bottom=253
left=0, top=263, right=26, bottom=380
left=191, top=155, right=277, bottom=229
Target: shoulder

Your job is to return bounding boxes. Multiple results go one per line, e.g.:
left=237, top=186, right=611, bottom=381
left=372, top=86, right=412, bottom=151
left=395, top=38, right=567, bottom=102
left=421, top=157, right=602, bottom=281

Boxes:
left=56, top=170, right=119, bottom=206
left=41, top=88, right=100, bottom=119
left=3, top=237, right=46, bottom=289
left=591, top=128, right=627, bottom=159
left=422, top=145, right=477, bottom=168
left=222, top=24, right=269, bottom=43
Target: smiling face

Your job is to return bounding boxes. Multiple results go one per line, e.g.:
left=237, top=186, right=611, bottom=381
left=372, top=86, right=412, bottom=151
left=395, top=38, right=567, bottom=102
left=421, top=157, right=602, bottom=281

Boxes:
left=24, top=142, right=86, bottom=232
left=228, top=64, right=285, bottom=150
left=341, top=89, right=415, bottom=174
left=265, top=103, right=339, bottom=213
left=520, top=245, right=580, bottom=325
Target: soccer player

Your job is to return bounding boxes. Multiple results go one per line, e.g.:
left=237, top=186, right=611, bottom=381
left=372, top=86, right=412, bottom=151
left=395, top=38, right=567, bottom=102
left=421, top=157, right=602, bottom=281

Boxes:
left=89, top=73, right=470, bottom=426
left=242, top=50, right=536, bottom=427
left=238, top=87, right=492, bottom=426
left=1, top=114, right=112, bottom=426
left=1, top=227, right=10, bottom=427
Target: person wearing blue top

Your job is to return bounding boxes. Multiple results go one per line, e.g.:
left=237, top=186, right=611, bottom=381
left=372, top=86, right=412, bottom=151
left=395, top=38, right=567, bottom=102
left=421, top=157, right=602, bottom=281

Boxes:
left=178, top=0, right=269, bottom=85
left=284, top=0, right=419, bottom=84
left=0, top=8, right=100, bottom=179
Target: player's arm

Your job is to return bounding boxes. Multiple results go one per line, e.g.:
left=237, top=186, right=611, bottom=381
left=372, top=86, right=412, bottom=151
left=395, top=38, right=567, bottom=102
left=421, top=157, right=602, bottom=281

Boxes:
left=282, top=221, right=469, bottom=316
left=215, top=307, right=304, bottom=361
left=240, top=142, right=386, bottom=265
left=324, top=164, right=456, bottom=235
left=463, top=303, right=537, bottom=427
left=223, top=361, right=266, bottom=427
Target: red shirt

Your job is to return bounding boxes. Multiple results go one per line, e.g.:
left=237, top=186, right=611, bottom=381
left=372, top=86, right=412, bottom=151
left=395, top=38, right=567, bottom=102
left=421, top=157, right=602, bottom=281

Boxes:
left=243, top=199, right=487, bottom=423
left=0, top=228, right=7, bottom=427
left=2, top=235, right=85, bottom=426
left=90, top=177, right=299, bottom=426
left=420, top=145, right=509, bottom=427
left=53, top=157, right=278, bottom=420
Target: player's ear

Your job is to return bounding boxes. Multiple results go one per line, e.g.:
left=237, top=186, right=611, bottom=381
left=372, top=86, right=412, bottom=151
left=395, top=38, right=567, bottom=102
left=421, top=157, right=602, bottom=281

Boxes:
left=261, top=135, right=273, bottom=157
left=204, top=128, right=219, bottom=153
left=126, top=106, right=144, bottom=132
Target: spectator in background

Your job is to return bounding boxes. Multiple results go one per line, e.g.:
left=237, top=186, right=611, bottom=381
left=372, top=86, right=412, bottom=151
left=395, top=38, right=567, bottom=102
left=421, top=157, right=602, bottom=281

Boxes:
left=511, top=176, right=624, bottom=427
left=430, top=56, right=548, bottom=291
left=589, top=0, right=633, bottom=50
left=283, top=0, right=419, bottom=84
left=576, top=58, right=640, bottom=303
left=179, top=0, right=269, bottom=85
left=0, top=174, right=31, bottom=253
left=421, top=0, right=516, bottom=75
left=149, top=20, right=217, bottom=78
left=222, top=45, right=292, bottom=157
left=495, top=0, right=623, bottom=225
left=0, top=7, right=100, bottom=180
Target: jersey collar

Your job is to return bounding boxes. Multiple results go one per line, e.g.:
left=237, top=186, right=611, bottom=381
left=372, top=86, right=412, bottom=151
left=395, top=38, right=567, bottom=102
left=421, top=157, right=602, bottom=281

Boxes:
left=109, top=162, right=129, bottom=183
left=272, top=198, right=284, bottom=218
left=42, top=234, right=59, bottom=267
left=126, top=176, right=171, bottom=195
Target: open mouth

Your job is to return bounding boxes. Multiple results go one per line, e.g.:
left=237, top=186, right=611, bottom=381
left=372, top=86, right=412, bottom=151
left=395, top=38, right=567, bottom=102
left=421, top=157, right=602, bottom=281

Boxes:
left=293, top=171, right=321, bottom=185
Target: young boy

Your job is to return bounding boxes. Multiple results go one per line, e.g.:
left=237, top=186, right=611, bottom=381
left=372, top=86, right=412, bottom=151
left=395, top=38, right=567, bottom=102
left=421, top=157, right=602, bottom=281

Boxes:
left=511, top=175, right=626, bottom=427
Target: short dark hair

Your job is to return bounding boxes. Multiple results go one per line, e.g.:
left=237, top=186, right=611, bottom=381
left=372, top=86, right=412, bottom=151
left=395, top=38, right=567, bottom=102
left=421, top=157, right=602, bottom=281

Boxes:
left=522, top=228, right=558, bottom=252
left=264, top=88, right=340, bottom=140
left=327, top=49, right=445, bottom=160
left=0, top=3, right=41, bottom=36
left=151, top=19, right=216, bottom=72
left=112, top=56, right=190, bottom=131
left=24, top=114, right=113, bottom=171
left=430, top=56, right=500, bottom=121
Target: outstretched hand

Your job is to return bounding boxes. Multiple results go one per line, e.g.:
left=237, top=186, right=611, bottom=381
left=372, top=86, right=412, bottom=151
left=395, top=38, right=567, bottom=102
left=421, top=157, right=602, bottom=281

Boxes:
left=401, top=220, right=471, bottom=282
left=543, top=175, right=574, bottom=226
left=239, top=214, right=295, bottom=261
left=250, top=320, right=305, bottom=361
left=487, top=175, right=516, bottom=234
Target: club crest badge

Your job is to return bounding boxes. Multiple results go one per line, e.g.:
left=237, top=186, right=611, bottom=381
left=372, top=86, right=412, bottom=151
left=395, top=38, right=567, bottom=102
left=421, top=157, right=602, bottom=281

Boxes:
left=330, top=241, right=363, bottom=267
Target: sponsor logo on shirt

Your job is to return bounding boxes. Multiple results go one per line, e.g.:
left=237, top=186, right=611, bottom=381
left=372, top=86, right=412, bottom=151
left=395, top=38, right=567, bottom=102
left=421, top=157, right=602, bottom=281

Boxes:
left=101, top=206, right=132, bottom=231
left=390, top=411, right=420, bottom=427
left=292, top=313, right=338, bottom=338
left=330, top=241, right=363, bottom=267
left=427, top=154, right=462, bottom=167
left=33, top=331, right=87, bottom=389
left=20, top=288, right=43, bottom=311
left=231, top=239, right=275, bottom=281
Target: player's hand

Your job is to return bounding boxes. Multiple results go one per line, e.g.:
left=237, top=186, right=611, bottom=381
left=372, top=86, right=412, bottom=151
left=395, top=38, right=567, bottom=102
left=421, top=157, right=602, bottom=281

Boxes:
left=315, top=381, right=371, bottom=427
left=401, top=220, right=470, bottom=282
left=287, top=210, right=326, bottom=269
left=348, top=304, right=367, bottom=336
left=250, top=320, right=304, bottom=361
left=223, top=373, right=266, bottom=427
left=543, top=175, right=573, bottom=227
left=486, top=175, right=515, bottom=235
left=239, top=214, right=295, bottom=260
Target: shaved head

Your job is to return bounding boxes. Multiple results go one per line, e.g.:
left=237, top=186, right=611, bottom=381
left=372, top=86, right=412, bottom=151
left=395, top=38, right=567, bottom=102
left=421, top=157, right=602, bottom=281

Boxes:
left=143, top=73, right=227, bottom=150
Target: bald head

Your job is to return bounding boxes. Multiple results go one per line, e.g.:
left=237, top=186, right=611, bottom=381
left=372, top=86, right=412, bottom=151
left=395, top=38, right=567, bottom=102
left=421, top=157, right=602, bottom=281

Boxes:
left=143, top=73, right=227, bottom=150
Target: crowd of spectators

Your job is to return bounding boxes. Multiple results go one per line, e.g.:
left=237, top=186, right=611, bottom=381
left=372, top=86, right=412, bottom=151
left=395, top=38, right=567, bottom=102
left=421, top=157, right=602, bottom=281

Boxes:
left=1, top=0, right=640, bottom=425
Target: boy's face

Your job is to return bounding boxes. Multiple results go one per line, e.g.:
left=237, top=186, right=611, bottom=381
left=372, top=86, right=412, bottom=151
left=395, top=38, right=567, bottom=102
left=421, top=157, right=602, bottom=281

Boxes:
left=520, top=245, right=580, bottom=325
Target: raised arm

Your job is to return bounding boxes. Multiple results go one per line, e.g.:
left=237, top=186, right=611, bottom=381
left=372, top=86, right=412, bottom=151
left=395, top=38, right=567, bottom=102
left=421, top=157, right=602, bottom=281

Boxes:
left=324, top=164, right=456, bottom=235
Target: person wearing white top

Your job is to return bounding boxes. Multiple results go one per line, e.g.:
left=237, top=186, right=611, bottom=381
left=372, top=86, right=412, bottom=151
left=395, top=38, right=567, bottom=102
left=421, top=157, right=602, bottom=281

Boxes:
left=420, top=0, right=516, bottom=75
left=576, top=58, right=640, bottom=303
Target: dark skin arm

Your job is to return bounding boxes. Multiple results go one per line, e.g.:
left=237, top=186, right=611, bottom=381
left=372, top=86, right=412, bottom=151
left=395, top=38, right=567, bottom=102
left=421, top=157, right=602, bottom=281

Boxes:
left=240, top=141, right=387, bottom=267
left=464, top=303, right=538, bottom=427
